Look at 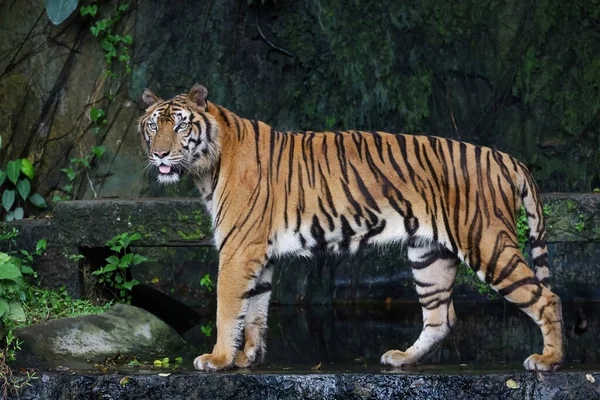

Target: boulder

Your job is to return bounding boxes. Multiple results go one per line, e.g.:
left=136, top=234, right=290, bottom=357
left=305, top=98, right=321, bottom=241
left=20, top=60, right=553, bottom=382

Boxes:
left=13, top=304, right=185, bottom=368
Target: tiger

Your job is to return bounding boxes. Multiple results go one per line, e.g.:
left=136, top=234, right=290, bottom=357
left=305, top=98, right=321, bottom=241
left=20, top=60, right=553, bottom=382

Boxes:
left=138, top=83, right=564, bottom=372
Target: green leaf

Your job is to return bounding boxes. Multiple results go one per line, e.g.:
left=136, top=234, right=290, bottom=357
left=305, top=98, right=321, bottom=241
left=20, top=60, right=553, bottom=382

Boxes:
left=120, top=253, right=134, bottom=266
left=16, top=179, right=31, bottom=201
left=0, top=171, right=6, bottom=187
left=20, top=265, right=35, bottom=275
left=122, top=280, right=140, bottom=290
left=5, top=211, right=15, bottom=222
left=106, top=256, right=120, bottom=265
left=36, top=239, right=47, bottom=252
left=0, top=264, right=22, bottom=280
left=90, top=107, right=105, bottom=122
left=0, top=299, right=7, bottom=318
left=80, top=5, right=97, bottom=17
left=29, top=193, right=47, bottom=208
left=8, top=301, right=25, bottom=321
left=20, top=159, right=34, bottom=180
left=6, top=160, right=21, bottom=184
left=45, top=0, right=79, bottom=25
left=132, top=254, right=148, bottom=265
left=103, top=264, right=117, bottom=273
left=92, top=146, right=106, bottom=158
left=2, top=190, right=15, bottom=211
left=13, top=207, right=24, bottom=220
left=129, top=233, right=142, bottom=242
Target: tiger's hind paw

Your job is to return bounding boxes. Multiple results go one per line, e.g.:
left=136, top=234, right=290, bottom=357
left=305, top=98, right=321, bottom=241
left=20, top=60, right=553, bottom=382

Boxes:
left=234, top=345, right=264, bottom=368
left=523, top=353, right=563, bottom=371
left=380, top=350, right=417, bottom=367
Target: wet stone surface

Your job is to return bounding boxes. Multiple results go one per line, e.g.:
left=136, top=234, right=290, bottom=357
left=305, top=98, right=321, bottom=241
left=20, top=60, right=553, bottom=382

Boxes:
left=12, top=371, right=600, bottom=400
left=10, top=303, right=600, bottom=399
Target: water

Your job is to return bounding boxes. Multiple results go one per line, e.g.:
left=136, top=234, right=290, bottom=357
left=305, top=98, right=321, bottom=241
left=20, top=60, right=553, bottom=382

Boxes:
left=15, top=302, right=599, bottom=374
left=177, top=302, right=599, bottom=373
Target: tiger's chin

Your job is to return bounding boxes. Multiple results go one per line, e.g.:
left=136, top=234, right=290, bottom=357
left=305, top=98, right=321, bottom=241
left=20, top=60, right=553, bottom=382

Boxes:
left=155, top=164, right=184, bottom=185
left=157, top=172, right=181, bottom=184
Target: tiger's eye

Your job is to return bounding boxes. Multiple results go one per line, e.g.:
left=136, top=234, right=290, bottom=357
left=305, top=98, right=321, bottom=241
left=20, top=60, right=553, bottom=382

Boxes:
left=149, top=123, right=157, bottom=131
left=178, top=123, right=188, bottom=131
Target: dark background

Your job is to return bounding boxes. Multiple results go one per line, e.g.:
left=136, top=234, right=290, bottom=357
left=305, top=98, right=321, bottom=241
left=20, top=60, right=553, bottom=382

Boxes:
left=1, top=0, right=599, bottom=205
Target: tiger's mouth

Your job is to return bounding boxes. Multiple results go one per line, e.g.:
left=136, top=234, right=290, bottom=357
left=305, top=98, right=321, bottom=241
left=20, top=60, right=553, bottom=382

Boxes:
left=156, top=163, right=185, bottom=184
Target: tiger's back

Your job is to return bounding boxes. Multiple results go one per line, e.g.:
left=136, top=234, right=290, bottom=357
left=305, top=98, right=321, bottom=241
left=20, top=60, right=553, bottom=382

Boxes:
left=139, top=83, right=563, bottom=372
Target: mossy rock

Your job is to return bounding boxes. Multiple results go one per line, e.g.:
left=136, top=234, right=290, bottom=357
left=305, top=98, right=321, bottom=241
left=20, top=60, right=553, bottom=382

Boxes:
left=13, top=304, right=185, bottom=366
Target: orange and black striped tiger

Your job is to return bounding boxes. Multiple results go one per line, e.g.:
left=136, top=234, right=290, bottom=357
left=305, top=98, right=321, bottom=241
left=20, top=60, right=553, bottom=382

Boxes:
left=139, top=83, right=564, bottom=371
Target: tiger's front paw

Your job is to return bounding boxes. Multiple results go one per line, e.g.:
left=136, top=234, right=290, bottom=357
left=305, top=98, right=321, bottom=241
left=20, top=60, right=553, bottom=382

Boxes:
left=523, top=353, right=563, bottom=371
left=193, top=353, right=233, bottom=371
left=380, top=350, right=417, bottom=367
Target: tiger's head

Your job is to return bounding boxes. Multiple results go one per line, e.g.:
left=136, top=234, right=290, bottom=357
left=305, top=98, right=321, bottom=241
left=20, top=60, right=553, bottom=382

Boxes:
left=138, top=83, right=220, bottom=184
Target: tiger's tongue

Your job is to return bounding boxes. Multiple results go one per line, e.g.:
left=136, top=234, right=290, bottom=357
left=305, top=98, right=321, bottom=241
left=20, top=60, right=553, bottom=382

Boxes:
left=159, top=165, right=171, bottom=174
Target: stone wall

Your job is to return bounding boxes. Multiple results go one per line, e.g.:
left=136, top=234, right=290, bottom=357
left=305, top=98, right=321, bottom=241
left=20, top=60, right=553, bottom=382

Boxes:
left=0, top=0, right=599, bottom=210
left=2, top=194, right=598, bottom=305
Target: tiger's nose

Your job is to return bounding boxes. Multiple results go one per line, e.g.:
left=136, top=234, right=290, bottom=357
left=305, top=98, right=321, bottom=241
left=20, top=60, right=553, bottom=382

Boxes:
left=153, top=150, right=170, bottom=158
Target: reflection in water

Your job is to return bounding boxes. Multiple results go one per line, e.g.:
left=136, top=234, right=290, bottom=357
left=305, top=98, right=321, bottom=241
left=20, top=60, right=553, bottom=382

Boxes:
left=183, top=302, right=598, bottom=371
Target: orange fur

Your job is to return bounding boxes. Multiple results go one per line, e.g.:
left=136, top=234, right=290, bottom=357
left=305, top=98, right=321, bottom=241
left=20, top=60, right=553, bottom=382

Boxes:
left=139, top=84, right=564, bottom=371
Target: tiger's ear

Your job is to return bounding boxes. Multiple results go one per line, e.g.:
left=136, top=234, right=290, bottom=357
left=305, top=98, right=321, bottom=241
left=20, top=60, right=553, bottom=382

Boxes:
left=188, top=83, right=208, bottom=110
left=142, top=88, right=161, bottom=107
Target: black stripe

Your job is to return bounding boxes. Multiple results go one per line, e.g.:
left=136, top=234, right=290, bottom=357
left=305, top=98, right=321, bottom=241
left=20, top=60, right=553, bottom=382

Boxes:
left=218, top=224, right=237, bottom=252
left=497, top=277, right=539, bottom=297
left=241, top=282, right=272, bottom=299
left=533, top=254, right=548, bottom=267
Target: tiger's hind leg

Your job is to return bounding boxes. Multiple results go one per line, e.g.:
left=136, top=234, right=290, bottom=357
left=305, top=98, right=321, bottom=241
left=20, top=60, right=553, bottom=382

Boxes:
left=234, top=262, right=273, bottom=368
left=475, top=238, right=564, bottom=371
left=381, top=242, right=459, bottom=367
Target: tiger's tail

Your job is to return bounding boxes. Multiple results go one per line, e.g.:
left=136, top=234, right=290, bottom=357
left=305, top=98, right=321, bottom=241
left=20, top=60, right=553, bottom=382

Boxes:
left=518, top=163, right=551, bottom=288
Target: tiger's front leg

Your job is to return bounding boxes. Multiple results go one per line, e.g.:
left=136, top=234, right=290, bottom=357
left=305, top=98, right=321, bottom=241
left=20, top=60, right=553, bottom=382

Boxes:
left=193, top=250, right=269, bottom=371
left=235, top=263, right=273, bottom=368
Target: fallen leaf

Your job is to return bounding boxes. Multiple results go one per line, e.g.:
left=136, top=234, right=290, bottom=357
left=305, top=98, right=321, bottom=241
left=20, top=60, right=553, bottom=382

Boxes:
left=459, top=364, right=467, bottom=367
left=410, top=378, right=425, bottom=388
left=119, top=376, right=130, bottom=386
left=586, top=374, right=595, bottom=383
left=311, top=363, right=321, bottom=370
left=153, top=360, right=162, bottom=367
left=151, top=278, right=160, bottom=283
left=506, top=379, right=519, bottom=389
left=158, top=373, right=171, bottom=377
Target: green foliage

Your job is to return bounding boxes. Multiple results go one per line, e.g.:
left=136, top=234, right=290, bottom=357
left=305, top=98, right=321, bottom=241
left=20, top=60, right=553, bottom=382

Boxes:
left=81, top=3, right=133, bottom=78
left=80, top=4, right=97, bottom=17
left=200, top=273, right=213, bottom=292
left=0, top=232, right=45, bottom=325
left=0, top=227, right=45, bottom=369
left=54, top=148, right=105, bottom=202
left=90, top=107, right=106, bottom=124
left=45, top=0, right=79, bottom=25
left=516, top=206, right=529, bottom=254
left=91, top=232, right=147, bottom=303
left=21, top=286, right=110, bottom=327
left=0, top=158, right=46, bottom=221
left=201, top=320, right=214, bottom=337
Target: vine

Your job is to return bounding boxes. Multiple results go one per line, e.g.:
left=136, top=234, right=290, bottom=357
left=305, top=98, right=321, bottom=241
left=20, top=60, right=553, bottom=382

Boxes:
left=54, top=2, right=132, bottom=202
